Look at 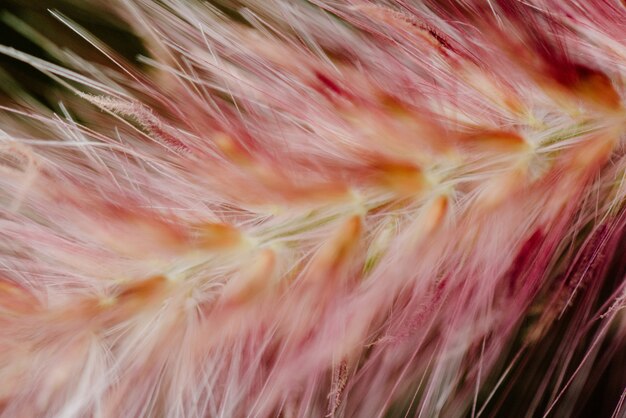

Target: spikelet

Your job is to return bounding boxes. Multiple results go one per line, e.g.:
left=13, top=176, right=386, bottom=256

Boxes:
left=0, top=1, right=625, bottom=417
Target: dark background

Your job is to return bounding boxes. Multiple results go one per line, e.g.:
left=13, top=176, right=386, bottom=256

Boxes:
left=0, top=0, right=145, bottom=107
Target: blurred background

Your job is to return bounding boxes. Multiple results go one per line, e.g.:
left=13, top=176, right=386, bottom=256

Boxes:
left=0, top=0, right=146, bottom=108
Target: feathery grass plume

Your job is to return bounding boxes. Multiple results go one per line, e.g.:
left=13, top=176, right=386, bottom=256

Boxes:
left=0, top=0, right=625, bottom=417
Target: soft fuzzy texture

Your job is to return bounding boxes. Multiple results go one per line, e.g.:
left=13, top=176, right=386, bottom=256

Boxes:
left=0, top=1, right=625, bottom=417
